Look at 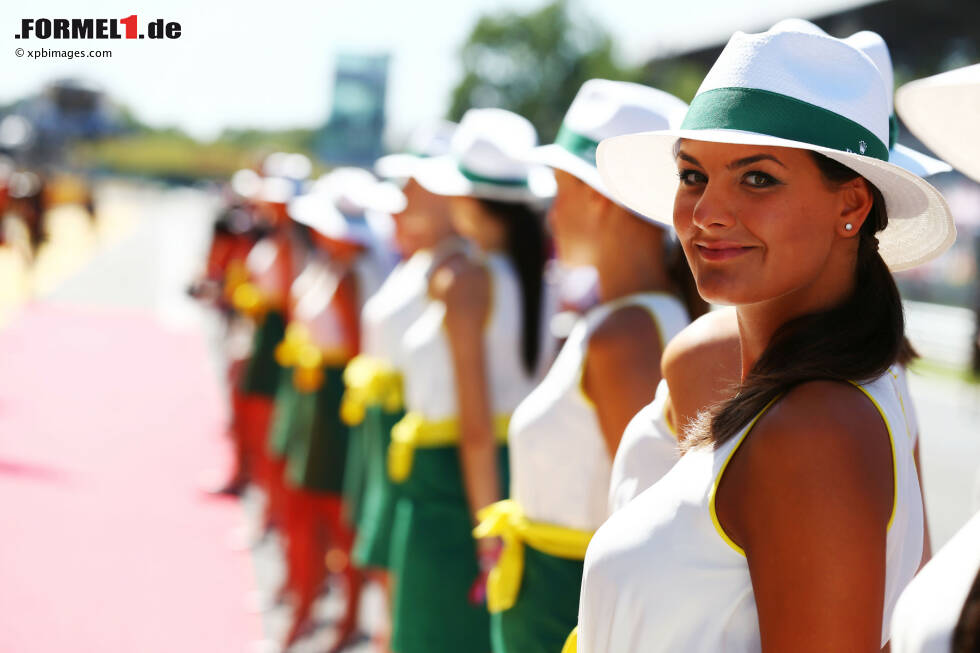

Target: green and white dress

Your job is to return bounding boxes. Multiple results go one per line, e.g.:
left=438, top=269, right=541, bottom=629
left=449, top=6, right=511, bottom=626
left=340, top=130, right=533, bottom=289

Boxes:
left=388, top=253, right=535, bottom=653
left=343, top=243, right=460, bottom=569
left=480, top=293, right=688, bottom=653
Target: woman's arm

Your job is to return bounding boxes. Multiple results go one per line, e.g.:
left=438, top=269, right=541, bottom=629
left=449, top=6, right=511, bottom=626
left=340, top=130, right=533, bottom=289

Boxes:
left=582, top=306, right=663, bottom=456
left=437, top=259, right=499, bottom=522
left=716, top=381, right=895, bottom=653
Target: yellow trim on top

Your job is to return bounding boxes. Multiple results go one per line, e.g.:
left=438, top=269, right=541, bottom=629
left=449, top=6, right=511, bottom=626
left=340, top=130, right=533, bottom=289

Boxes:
left=561, top=626, right=578, bottom=653
left=848, top=381, right=898, bottom=532
left=662, top=397, right=679, bottom=437
left=708, top=395, right=782, bottom=557
left=886, top=368, right=914, bottom=444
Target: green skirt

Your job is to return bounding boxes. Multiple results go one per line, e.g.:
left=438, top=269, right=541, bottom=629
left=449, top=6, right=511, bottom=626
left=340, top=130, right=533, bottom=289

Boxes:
left=342, top=420, right=368, bottom=527
left=285, top=366, right=349, bottom=494
left=239, top=309, right=286, bottom=398
left=352, top=404, right=404, bottom=569
left=267, top=367, right=301, bottom=460
left=490, top=545, right=584, bottom=653
left=389, top=444, right=510, bottom=653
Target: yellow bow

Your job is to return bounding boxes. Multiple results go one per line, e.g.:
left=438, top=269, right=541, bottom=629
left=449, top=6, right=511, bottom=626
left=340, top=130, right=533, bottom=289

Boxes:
left=231, top=281, right=267, bottom=319
left=274, top=323, right=349, bottom=393
left=340, top=355, right=404, bottom=426
left=473, top=499, right=594, bottom=613
left=387, top=412, right=510, bottom=483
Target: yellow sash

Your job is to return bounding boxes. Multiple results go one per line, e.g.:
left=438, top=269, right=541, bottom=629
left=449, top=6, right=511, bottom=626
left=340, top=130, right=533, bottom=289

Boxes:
left=473, top=499, right=594, bottom=613
left=561, top=627, right=578, bottom=653
left=387, top=411, right=510, bottom=483
left=274, top=323, right=349, bottom=393
left=340, top=354, right=404, bottom=426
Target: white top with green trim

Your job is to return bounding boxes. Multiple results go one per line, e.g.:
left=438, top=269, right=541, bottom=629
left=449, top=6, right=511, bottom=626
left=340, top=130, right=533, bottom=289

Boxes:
left=578, top=365, right=923, bottom=651
left=508, top=293, right=689, bottom=532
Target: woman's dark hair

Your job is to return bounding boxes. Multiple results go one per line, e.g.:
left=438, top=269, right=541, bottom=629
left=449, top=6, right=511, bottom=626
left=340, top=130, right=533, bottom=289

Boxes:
left=685, top=151, right=916, bottom=449
left=953, top=567, right=980, bottom=653
left=665, top=236, right=709, bottom=321
left=479, top=198, right=547, bottom=375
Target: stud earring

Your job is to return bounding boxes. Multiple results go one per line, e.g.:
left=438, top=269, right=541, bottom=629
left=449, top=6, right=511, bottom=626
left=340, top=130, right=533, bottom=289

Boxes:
left=844, top=223, right=853, bottom=231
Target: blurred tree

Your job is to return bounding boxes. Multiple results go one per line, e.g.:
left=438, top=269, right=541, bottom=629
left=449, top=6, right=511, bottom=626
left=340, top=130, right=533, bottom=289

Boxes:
left=449, top=0, right=642, bottom=142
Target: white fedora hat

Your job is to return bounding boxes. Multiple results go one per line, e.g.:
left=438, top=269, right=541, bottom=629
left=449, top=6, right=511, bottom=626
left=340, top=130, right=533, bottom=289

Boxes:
left=412, top=108, right=556, bottom=203
left=896, top=63, right=980, bottom=184
left=528, top=79, right=687, bottom=201
left=289, top=190, right=374, bottom=247
left=375, top=119, right=457, bottom=181
left=596, top=22, right=956, bottom=271
left=770, top=20, right=951, bottom=178
left=312, top=167, right=406, bottom=216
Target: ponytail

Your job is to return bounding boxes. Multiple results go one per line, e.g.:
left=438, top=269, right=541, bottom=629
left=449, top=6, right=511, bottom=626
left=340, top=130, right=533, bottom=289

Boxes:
left=478, top=199, right=547, bottom=375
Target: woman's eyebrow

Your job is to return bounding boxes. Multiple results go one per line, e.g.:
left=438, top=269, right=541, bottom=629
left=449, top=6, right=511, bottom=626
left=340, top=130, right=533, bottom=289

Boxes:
left=727, top=154, right=786, bottom=170
left=676, top=151, right=702, bottom=167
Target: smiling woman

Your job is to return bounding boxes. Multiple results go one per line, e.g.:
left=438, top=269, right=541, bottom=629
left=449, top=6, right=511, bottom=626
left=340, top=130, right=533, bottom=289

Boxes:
left=573, top=21, right=956, bottom=653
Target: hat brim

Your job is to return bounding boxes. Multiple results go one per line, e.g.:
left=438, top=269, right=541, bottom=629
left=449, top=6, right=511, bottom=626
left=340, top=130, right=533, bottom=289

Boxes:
left=288, top=194, right=372, bottom=246
left=527, top=144, right=604, bottom=195
left=596, top=128, right=955, bottom=271
left=889, top=143, right=952, bottom=178
left=412, top=154, right=555, bottom=203
left=528, top=143, right=670, bottom=228
left=895, top=67, right=980, bottom=184
left=375, top=153, right=422, bottom=181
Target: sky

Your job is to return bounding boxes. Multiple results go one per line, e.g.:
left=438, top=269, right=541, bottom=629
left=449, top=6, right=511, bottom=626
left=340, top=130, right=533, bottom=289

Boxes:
left=2, top=0, right=878, bottom=144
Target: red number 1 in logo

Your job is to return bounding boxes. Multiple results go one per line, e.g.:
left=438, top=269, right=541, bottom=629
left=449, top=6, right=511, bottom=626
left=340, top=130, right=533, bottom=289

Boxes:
left=120, top=14, right=137, bottom=39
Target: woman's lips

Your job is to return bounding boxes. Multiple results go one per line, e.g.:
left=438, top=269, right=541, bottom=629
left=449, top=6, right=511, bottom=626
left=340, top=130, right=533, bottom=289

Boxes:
left=695, top=242, right=754, bottom=262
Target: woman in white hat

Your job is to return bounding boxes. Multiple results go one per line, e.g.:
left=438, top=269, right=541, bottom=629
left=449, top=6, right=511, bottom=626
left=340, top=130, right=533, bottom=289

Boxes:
left=340, top=124, right=465, bottom=650
left=231, top=175, right=306, bottom=531
left=607, top=22, right=947, bottom=544
left=887, top=63, right=980, bottom=653
left=571, top=22, right=955, bottom=652
left=270, top=179, right=387, bottom=649
left=385, top=107, right=550, bottom=653
left=468, top=79, right=704, bottom=653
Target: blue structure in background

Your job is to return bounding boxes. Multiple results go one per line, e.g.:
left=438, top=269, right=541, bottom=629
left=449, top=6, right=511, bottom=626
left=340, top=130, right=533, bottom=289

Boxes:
left=315, top=53, right=389, bottom=168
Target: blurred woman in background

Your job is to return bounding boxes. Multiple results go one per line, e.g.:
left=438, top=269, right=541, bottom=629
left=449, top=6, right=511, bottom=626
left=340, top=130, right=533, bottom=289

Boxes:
left=385, top=108, right=551, bottom=653
left=472, top=79, right=704, bottom=653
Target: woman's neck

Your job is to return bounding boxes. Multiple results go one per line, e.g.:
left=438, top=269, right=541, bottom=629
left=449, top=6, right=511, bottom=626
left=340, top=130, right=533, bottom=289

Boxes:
left=735, top=259, right=857, bottom=380
left=597, top=258, right=671, bottom=303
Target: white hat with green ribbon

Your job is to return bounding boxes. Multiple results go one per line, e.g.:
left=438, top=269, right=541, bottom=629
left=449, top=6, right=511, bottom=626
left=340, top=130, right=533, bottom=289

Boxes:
left=411, top=108, right=556, bottom=203
left=375, top=119, right=457, bottom=182
left=528, top=79, right=687, bottom=203
left=771, top=19, right=951, bottom=178
left=896, top=63, right=980, bottom=184
left=596, top=22, right=956, bottom=271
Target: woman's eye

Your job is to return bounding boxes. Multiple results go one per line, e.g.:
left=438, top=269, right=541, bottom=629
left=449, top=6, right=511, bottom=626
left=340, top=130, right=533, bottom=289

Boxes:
left=677, top=169, right=706, bottom=186
left=743, top=171, right=780, bottom=187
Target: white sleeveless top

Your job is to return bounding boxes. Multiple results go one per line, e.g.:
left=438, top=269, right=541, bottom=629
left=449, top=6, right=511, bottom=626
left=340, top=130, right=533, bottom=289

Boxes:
left=609, top=365, right=923, bottom=516
left=509, top=293, right=689, bottom=531
left=578, top=366, right=923, bottom=652
left=293, top=253, right=381, bottom=351
left=608, top=379, right=680, bottom=513
left=401, top=252, right=534, bottom=422
left=890, top=510, right=980, bottom=653
left=361, top=243, right=459, bottom=365
left=246, top=237, right=290, bottom=302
